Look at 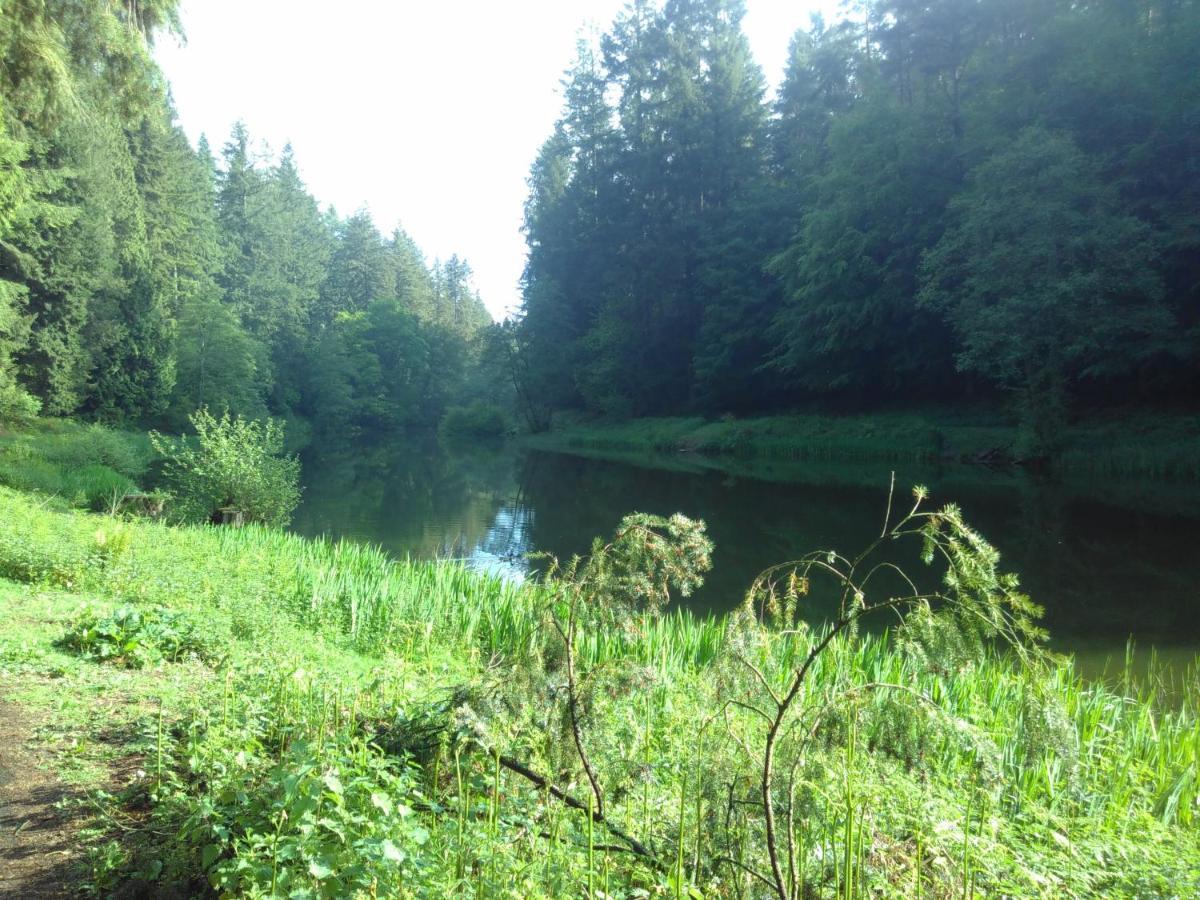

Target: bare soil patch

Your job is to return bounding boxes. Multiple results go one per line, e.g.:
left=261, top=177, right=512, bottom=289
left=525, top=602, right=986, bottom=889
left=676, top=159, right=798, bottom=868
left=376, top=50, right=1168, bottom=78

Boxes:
left=0, top=699, right=82, bottom=898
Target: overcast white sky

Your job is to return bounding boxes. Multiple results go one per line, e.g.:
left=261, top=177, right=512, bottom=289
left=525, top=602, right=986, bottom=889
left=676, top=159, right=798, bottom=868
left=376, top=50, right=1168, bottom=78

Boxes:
left=155, top=1, right=842, bottom=320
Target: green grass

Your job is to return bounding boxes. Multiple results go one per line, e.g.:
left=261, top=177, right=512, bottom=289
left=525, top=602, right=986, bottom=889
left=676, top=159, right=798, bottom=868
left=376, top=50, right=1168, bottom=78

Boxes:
left=528, top=413, right=1003, bottom=463
left=0, top=418, right=153, bottom=510
left=527, top=410, right=1200, bottom=479
left=1054, top=414, right=1200, bottom=479
left=0, top=483, right=1196, bottom=897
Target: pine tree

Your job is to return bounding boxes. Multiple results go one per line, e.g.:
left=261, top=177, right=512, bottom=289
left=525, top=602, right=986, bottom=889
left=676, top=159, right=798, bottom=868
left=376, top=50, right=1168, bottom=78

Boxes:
left=0, top=105, right=38, bottom=420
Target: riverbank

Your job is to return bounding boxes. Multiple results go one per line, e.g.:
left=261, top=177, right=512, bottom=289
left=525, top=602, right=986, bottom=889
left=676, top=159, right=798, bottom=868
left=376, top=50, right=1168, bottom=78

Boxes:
left=0, top=418, right=154, bottom=511
left=0, top=480, right=1197, bottom=896
left=525, top=411, right=1200, bottom=479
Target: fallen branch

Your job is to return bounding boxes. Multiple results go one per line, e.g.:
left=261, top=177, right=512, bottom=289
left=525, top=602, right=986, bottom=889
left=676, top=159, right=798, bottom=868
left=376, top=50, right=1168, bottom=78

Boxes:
left=498, top=753, right=659, bottom=864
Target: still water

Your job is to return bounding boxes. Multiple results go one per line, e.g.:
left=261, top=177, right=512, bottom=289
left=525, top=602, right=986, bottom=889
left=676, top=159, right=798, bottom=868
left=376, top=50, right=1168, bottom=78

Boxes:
left=293, top=439, right=1200, bottom=667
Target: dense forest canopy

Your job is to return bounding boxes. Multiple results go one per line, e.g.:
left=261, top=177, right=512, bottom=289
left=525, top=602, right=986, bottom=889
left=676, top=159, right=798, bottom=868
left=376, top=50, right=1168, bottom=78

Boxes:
left=2, top=0, right=1197, bottom=452
left=0, top=0, right=494, bottom=438
left=517, top=0, right=1200, bottom=446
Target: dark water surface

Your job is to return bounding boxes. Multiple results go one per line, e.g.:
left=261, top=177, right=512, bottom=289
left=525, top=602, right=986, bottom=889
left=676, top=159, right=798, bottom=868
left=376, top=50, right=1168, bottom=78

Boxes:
left=293, top=439, right=1200, bottom=668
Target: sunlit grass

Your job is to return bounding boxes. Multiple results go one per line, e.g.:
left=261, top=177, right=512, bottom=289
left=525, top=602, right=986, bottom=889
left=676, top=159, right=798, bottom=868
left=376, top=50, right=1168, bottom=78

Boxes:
left=0, top=483, right=1196, bottom=896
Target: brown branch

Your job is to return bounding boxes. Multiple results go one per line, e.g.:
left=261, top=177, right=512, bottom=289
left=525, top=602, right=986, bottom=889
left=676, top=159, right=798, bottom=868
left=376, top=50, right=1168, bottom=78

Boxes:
left=758, top=593, right=921, bottom=900
left=715, top=855, right=778, bottom=893
left=497, top=754, right=657, bottom=862
left=553, top=597, right=605, bottom=820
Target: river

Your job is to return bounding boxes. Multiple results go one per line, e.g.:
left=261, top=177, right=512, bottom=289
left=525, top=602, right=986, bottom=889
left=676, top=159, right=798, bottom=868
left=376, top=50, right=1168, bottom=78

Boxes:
left=293, top=438, right=1200, bottom=679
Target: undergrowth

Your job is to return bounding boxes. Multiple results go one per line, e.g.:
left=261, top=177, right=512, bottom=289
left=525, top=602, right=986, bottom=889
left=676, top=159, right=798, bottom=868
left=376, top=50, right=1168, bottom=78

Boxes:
left=0, top=419, right=152, bottom=510
left=0, top=484, right=1196, bottom=897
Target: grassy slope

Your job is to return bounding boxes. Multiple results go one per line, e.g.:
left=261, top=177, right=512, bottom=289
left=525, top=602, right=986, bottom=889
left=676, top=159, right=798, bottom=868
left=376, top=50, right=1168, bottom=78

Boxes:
left=525, top=411, right=1200, bottom=479
left=0, top=418, right=155, bottom=511
left=0, top=484, right=1197, bottom=897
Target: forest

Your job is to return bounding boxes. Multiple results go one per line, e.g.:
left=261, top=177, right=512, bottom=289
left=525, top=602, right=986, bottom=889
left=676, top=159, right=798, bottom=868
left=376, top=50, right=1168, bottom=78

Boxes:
left=517, top=0, right=1200, bottom=451
left=5, top=1, right=1198, bottom=452
left=0, top=0, right=493, bottom=442
left=1, top=1, right=1199, bottom=898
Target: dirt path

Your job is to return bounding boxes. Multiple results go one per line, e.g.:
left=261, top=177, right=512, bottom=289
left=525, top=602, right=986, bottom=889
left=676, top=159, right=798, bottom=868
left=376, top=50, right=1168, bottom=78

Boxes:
left=0, top=699, right=81, bottom=898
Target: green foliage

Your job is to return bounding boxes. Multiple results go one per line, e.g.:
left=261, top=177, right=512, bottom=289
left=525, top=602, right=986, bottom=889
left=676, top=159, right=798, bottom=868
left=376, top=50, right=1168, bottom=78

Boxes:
left=919, top=128, right=1174, bottom=455
left=518, top=0, right=1200, bottom=432
left=0, top=419, right=149, bottom=508
left=1, top=22, right=499, bottom=437
left=547, top=512, right=713, bottom=615
left=438, top=400, right=507, bottom=442
left=521, top=0, right=769, bottom=417
left=0, top=485, right=1196, bottom=896
left=59, top=420, right=146, bottom=471
left=0, top=105, right=38, bottom=423
left=64, top=464, right=137, bottom=512
left=188, top=735, right=430, bottom=897
left=168, top=294, right=267, bottom=428
left=61, top=603, right=219, bottom=668
left=151, top=408, right=300, bottom=527
left=767, top=95, right=954, bottom=396
left=0, top=377, right=39, bottom=423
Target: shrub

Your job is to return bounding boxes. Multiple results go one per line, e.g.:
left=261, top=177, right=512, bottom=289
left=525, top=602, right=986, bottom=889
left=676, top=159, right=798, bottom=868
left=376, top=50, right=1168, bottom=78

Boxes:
left=60, top=604, right=220, bottom=668
left=0, top=381, right=39, bottom=425
left=438, top=401, right=507, bottom=442
left=194, top=735, right=429, bottom=897
left=151, top=409, right=301, bottom=527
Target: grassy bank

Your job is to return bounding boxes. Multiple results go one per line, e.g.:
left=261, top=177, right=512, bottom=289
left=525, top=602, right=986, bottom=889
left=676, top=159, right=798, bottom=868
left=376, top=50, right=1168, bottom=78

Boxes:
left=0, top=483, right=1197, bottom=897
left=0, top=419, right=154, bottom=511
left=525, top=412, right=1200, bottom=479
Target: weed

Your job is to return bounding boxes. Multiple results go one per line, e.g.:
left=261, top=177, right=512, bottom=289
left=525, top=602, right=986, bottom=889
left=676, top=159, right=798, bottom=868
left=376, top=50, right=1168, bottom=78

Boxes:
left=60, top=604, right=222, bottom=668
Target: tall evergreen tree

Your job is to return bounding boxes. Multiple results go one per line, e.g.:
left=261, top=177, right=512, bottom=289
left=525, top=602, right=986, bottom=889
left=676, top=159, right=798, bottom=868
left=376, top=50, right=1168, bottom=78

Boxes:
left=919, top=128, right=1175, bottom=451
left=0, top=105, right=38, bottom=420
left=319, top=209, right=392, bottom=324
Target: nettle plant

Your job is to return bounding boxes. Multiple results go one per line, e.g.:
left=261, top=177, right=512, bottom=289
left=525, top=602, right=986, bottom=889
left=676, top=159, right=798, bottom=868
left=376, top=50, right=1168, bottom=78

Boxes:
left=61, top=604, right=222, bottom=669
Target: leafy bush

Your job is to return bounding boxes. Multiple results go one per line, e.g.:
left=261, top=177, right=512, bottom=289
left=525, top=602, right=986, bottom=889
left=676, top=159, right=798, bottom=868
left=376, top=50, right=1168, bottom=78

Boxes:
left=438, top=401, right=507, bottom=442
left=0, top=380, right=39, bottom=425
left=61, top=604, right=220, bottom=668
left=151, top=409, right=301, bottom=527
left=188, top=734, right=430, bottom=897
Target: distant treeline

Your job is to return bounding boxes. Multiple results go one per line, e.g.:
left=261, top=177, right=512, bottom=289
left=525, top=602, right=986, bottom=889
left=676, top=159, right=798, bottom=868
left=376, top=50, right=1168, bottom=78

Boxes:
left=0, top=1, right=495, bottom=437
left=517, top=0, right=1200, bottom=445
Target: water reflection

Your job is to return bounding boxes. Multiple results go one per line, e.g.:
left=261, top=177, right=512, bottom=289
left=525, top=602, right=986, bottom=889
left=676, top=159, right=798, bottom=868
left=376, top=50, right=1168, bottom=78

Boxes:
left=293, top=439, right=1200, bottom=652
